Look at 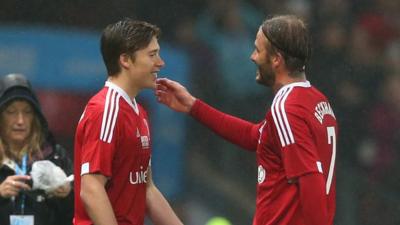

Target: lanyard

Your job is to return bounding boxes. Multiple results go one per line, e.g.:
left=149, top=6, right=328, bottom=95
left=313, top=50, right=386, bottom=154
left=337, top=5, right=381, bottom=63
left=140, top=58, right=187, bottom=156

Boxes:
left=14, top=154, right=27, bottom=214
left=15, top=154, right=27, bottom=176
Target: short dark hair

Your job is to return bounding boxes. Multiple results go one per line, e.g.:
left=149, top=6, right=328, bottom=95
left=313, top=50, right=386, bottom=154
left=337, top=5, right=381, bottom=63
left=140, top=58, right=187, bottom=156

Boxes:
left=100, top=18, right=161, bottom=76
left=261, top=15, right=311, bottom=75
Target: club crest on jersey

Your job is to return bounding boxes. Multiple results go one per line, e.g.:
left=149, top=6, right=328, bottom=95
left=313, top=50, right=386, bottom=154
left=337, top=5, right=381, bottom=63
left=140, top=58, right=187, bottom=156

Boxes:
left=258, top=165, right=266, bottom=184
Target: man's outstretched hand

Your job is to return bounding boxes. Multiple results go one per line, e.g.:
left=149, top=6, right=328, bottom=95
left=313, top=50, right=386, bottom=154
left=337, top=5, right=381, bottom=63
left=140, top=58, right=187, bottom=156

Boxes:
left=155, top=78, right=196, bottom=113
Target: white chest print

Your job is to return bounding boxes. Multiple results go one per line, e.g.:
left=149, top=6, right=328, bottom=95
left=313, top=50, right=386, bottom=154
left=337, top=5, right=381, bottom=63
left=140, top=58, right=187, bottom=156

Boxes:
left=129, top=166, right=148, bottom=184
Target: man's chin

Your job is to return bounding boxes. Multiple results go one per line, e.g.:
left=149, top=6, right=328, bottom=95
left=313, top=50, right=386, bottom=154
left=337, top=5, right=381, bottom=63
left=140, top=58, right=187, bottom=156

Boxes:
left=256, top=76, right=268, bottom=86
left=148, top=83, right=156, bottom=90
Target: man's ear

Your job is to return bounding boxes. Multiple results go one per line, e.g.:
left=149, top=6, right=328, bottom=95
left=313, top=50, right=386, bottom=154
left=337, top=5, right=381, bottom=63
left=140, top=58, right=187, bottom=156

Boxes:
left=272, top=52, right=284, bottom=68
left=119, top=53, right=131, bottom=69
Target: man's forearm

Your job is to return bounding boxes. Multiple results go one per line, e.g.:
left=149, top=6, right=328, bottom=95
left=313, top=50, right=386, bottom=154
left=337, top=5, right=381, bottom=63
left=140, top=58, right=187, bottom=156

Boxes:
left=190, top=99, right=260, bottom=151
left=146, top=184, right=183, bottom=225
left=81, top=175, right=118, bottom=225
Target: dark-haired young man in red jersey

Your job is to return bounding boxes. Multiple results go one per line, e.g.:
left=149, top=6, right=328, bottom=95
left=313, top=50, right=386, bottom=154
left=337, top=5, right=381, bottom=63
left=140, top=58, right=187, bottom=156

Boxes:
left=73, top=19, right=183, bottom=225
left=156, top=15, right=337, bottom=225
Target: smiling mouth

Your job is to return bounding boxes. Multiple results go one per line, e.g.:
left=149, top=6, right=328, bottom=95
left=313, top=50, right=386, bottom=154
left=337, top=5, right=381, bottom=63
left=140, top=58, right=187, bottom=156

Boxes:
left=151, top=72, right=159, bottom=79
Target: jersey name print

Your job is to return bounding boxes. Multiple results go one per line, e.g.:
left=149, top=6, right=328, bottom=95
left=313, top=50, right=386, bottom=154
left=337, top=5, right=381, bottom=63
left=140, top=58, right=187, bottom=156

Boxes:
left=314, top=101, right=335, bottom=124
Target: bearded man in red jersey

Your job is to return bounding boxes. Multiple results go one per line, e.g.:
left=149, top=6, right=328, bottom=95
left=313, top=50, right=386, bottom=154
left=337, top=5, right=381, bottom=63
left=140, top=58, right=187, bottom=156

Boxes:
left=156, top=15, right=337, bottom=225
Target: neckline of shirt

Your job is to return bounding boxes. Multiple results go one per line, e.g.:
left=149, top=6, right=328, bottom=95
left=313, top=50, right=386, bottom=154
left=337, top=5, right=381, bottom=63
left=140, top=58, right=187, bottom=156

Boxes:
left=283, top=80, right=311, bottom=89
left=105, top=81, right=139, bottom=115
left=277, top=80, right=311, bottom=93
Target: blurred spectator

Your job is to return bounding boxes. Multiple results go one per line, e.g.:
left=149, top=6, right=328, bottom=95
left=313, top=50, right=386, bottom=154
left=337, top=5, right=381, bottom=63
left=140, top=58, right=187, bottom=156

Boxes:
left=0, top=74, right=73, bottom=225
left=173, top=17, right=224, bottom=162
left=195, top=0, right=264, bottom=100
left=365, top=74, right=400, bottom=186
left=384, top=40, right=400, bottom=73
left=356, top=74, right=400, bottom=225
left=194, top=0, right=265, bottom=176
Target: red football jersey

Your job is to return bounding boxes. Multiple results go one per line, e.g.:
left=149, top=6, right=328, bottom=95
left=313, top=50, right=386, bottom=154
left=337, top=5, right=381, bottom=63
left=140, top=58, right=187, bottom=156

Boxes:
left=254, top=81, right=337, bottom=225
left=190, top=81, right=337, bottom=225
left=74, top=81, right=151, bottom=225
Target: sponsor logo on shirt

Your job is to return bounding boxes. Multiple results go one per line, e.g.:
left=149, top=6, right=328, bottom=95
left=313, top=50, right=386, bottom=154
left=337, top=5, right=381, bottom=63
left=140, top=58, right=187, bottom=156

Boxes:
left=129, top=166, right=148, bottom=184
left=258, top=165, right=266, bottom=184
left=136, top=128, right=150, bottom=149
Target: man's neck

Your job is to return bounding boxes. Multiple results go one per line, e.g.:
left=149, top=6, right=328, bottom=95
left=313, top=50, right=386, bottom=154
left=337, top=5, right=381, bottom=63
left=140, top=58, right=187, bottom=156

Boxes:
left=108, top=73, right=139, bottom=99
left=272, top=72, right=307, bottom=93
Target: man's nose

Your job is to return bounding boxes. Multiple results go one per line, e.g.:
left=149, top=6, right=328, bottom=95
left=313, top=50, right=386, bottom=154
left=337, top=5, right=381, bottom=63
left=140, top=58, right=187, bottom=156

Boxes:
left=157, top=57, right=165, bottom=68
left=250, top=52, right=256, bottom=62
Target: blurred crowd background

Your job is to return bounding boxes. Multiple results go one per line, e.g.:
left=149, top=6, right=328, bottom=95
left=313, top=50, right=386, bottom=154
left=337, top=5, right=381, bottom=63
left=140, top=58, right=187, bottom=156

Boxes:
left=1, top=0, right=399, bottom=224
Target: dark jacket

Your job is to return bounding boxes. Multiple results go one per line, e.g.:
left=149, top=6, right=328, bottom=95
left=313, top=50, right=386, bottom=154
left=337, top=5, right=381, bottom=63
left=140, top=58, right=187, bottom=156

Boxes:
left=0, top=143, right=74, bottom=225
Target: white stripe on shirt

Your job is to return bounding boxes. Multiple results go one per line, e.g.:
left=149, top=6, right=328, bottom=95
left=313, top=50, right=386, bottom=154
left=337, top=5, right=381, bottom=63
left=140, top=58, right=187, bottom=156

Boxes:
left=100, top=88, right=112, bottom=141
left=271, top=90, right=286, bottom=146
left=100, top=88, right=120, bottom=143
left=271, top=86, right=295, bottom=147
left=280, top=86, right=295, bottom=144
left=107, top=94, right=120, bottom=143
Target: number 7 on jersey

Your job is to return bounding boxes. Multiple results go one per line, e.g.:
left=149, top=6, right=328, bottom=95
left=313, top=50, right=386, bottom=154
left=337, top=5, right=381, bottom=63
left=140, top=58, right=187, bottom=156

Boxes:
left=326, top=126, right=336, bottom=195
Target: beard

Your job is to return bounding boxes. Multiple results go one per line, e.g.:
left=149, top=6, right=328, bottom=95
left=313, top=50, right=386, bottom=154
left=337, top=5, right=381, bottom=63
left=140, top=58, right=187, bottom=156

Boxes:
left=256, top=62, right=275, bottom=87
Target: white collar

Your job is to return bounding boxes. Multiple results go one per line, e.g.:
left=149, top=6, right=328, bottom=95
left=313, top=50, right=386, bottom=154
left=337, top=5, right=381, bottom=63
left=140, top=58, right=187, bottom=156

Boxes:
left=278, top=80, right=310, bottom=92
left=105, top=81, right=139, bottom=115
left=276, top=80, right=311, bottom=96
left=282, top=80, right=311, bottom=89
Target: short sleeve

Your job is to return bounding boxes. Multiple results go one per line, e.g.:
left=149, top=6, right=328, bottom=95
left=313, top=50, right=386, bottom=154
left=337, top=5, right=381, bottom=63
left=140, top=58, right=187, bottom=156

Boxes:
left=80, top=109, right=119, bottom=177
left=279, top=105, right=320, bottom=179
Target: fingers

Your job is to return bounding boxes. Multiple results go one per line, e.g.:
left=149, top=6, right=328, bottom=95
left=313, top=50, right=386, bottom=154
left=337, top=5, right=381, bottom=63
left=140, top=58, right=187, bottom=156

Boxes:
left=13, top=180, right=31, bottom=191
left=12, top=175, right=31, bottom=181
left=155, top=83, right=168, bottom=92
left=156, top=77, right=170, bottom=85
left=155, top=90, right=168, bottom=104
left=50, top=183, right=71, bottom=198
left=12, top=175, right=31, bottom=191
left=156, top=78, right=181, bottom=91
left=156, top=79, right=172, bottom=92
left=0, top=175, right=31, bottom=198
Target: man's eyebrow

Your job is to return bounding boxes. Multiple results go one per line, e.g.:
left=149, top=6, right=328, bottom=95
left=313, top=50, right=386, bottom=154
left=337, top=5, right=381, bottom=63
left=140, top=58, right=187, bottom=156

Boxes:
left=148, top=49, right=159, bottom=54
